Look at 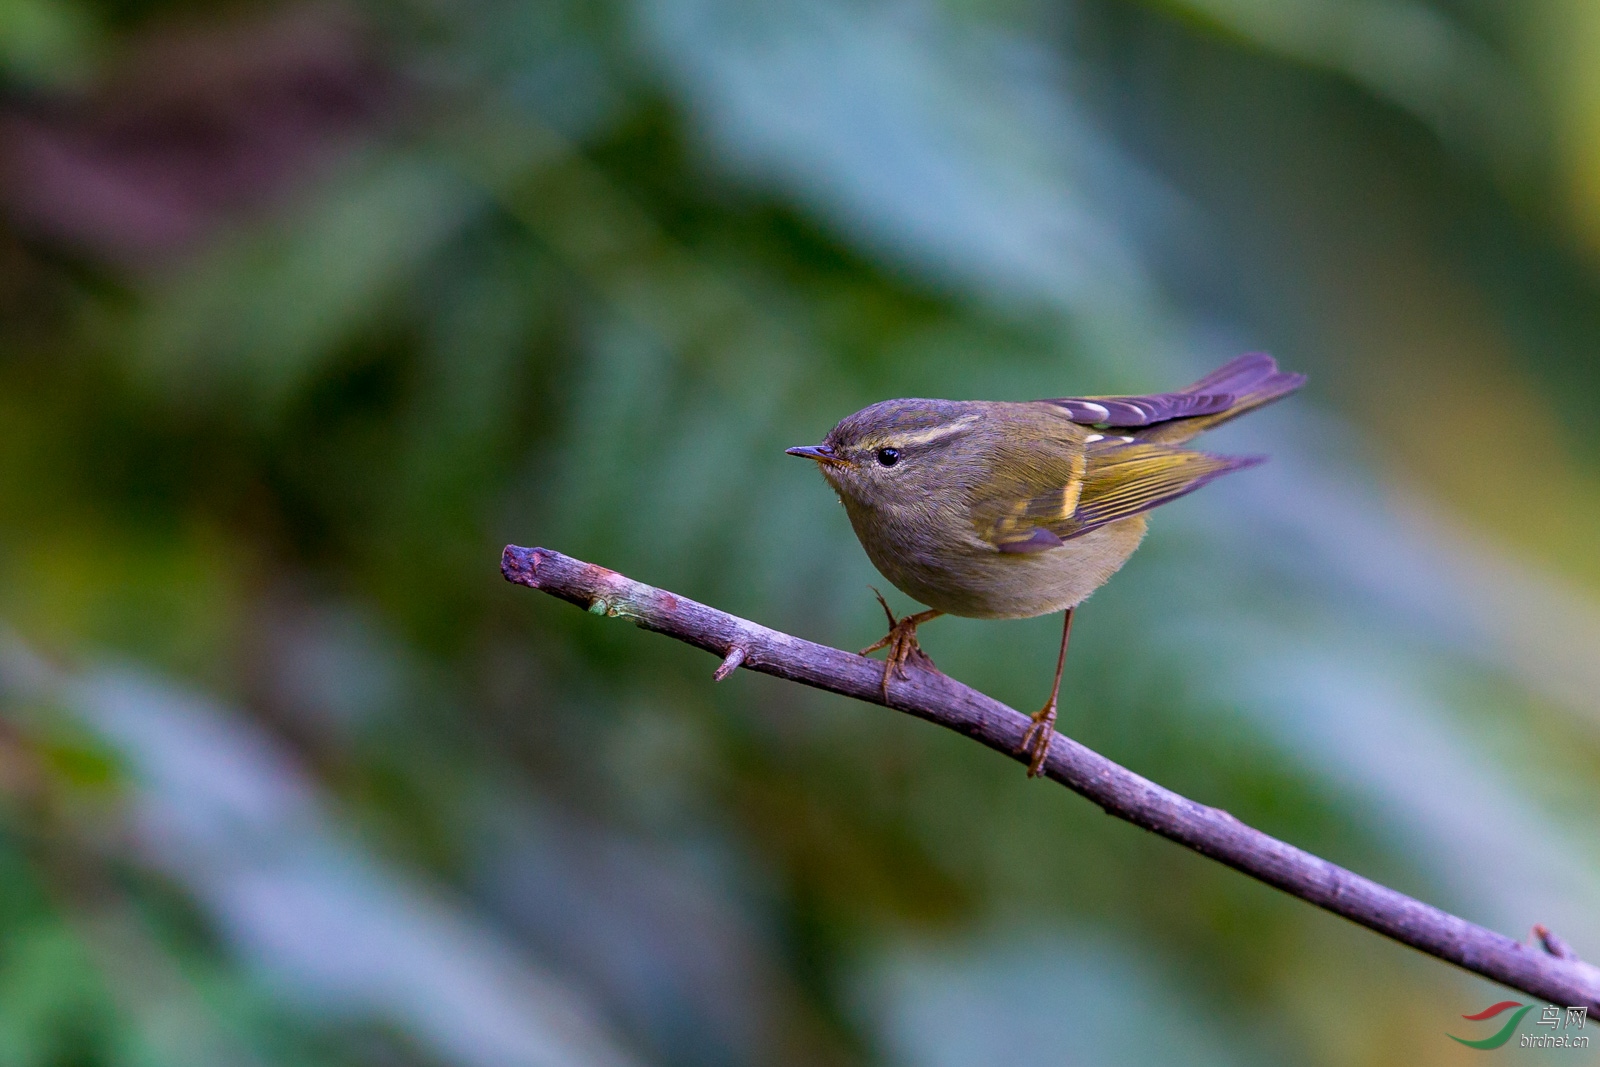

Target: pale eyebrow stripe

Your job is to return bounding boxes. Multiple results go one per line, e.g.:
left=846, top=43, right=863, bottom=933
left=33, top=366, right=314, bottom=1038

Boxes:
left=864, top=415, right=980, bottom=450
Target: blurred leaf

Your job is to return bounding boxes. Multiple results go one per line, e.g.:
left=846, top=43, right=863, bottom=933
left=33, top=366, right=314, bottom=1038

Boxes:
left=0, top=0, right=97, bottom=88
left=1146, top=0, right=1538, bottom=170
left=131, top=153, right=480, bottom=419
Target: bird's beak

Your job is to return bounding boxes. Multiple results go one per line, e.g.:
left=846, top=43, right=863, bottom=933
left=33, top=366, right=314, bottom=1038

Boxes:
left=785, top=444, right=847, bottom=467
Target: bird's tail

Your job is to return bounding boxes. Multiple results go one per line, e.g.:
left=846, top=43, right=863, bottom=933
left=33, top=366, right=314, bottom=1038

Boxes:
left=1136, top=353, right=1306, bottom=445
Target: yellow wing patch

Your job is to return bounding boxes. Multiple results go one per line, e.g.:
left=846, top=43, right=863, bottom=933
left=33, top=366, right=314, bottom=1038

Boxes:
left=971, top=439, right=1260, bottom=551
left=973, top=448, right=1086, bottom=549
left=1070, top=442, right=1258, bottom=532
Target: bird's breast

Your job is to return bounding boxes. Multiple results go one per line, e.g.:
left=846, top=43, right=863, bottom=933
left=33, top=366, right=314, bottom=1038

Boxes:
left=840, top=496, right=1148, bottom=619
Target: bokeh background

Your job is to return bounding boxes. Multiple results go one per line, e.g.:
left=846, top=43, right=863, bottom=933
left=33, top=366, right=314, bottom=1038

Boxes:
left=0, top=0, right=1598, bottom=1064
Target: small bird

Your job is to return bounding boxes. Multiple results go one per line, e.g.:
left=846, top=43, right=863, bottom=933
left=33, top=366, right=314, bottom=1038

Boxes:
left=787, top=353, right=1305, bottom=775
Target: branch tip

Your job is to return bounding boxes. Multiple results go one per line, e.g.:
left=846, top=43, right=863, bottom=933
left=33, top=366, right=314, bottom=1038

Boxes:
left=500, top=544, right=542, bottom=587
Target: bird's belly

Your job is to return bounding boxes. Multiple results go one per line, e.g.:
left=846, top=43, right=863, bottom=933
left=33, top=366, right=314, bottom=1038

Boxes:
left=856, top=514, right=1148, bottom=620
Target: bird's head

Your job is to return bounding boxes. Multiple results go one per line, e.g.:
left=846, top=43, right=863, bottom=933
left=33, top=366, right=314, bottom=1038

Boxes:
left=786, top=399, right=982, bottom=510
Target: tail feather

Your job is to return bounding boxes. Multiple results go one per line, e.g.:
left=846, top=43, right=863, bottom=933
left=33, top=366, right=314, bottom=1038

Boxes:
left=1137, top=353, right=1306, bottom=445
left=1183, top=353, right=1281, bottom=395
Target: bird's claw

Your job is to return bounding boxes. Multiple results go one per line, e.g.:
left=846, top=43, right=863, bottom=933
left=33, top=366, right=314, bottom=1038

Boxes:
left=860, top=590, right=939, bottom=699
left=1017, top=701, right=1056, bottom=777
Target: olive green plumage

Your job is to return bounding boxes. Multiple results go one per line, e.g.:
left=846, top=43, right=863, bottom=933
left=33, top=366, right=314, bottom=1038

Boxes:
left=789, top=353, right=1306, bottom=621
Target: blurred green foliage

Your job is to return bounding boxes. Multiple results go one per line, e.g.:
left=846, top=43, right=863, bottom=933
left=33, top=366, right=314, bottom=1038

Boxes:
left=1, top=0, right=1598, bottom=1065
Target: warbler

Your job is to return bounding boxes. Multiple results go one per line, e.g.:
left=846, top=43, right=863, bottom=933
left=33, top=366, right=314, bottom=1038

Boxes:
left=787, top=353, right=1305, bottom=775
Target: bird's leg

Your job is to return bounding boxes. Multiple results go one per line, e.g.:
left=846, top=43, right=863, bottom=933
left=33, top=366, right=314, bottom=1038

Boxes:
left=859, top=590, right=943, bottom=699
left=1018, top=607, right=1073, bottom=777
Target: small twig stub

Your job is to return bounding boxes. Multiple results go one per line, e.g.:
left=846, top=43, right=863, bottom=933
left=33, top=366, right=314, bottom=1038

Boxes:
left=713, top=645, right=746, bottom=681
left=1536, top=925, right=1579, bottom=962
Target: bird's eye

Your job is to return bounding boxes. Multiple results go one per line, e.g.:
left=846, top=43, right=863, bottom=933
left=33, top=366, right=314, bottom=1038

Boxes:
left=876, top=447, right=901, bottom=467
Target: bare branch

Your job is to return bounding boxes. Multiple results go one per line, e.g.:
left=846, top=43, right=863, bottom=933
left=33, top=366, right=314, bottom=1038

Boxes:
left=501, top=544, right=1600, bottom=1011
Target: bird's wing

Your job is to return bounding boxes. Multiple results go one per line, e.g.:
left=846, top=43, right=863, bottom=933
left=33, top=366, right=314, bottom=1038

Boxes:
left=971, top=437, right=1261, bottom=553
left=1045, top=390, right=1237, bottom=427
left=1042, top=353, right=1302, bottom=431
left=1067, top=441, right=1261, bottom=533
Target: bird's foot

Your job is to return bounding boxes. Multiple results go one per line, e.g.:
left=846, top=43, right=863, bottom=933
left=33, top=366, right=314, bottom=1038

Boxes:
left=1017, top=700, right=1057, bottom=777
left=859, top=591, right=941, bottom=699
